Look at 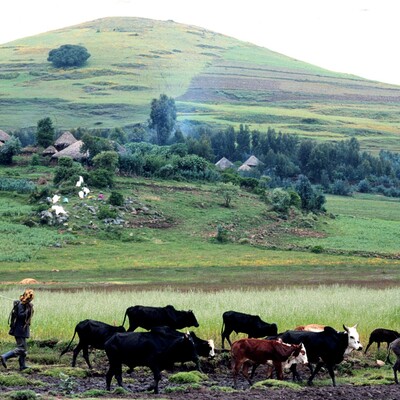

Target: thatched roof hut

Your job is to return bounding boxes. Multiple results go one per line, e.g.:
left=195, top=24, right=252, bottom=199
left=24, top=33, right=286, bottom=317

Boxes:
left=0, top=129, right=11, bottom=143
left=54, top=131, right=77, bottom=151
left=215, top=157, right=235, bottom=171
left=42, top=145, right=58, bottom=156
left=21, top=146, right=40, bottom=155
left=238, top=164, right=252, bottom=172
left=51, top=140, right=88, bottom=161
left=243, top=155, right=261, bottom=167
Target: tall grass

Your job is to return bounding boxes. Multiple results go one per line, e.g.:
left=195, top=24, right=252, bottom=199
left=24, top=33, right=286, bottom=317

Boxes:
left=0, top=287, right=398, bottom=345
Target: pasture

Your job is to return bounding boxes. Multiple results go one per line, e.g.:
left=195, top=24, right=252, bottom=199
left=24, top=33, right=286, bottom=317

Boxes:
left=0, top=286, right=399, bottom=344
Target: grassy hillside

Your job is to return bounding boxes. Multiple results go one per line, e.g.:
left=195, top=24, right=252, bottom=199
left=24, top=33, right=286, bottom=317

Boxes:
left=0, top=17, right=399, bottom=152
left=0, top=165, right=399, bottom=289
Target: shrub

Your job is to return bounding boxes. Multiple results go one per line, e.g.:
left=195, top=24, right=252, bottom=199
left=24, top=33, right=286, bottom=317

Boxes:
left=108, top=191, right=124, bottom=206
left=97, top=205, right=118, bottom=220
left=269, top=188, right=291, bottom=213
left=6, top=389, right=37, bottom=400
left=88, top=168, right=114, bottom=188
left=47, top=44, right=90, bottom=68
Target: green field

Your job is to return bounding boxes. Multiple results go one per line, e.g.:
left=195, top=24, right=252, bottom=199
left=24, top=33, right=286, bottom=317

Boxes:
left=1, top=17, right=400, bottom=152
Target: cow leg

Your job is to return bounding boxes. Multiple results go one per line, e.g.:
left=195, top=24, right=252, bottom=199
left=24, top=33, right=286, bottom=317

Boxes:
left=150, top=368, right=162, bottom=394
left=72, top=343, right=83, bottom=367
left=249, top=362, right=259, bottom=380
left=307, top=361, right=324, bottom=386
left=241, top=361, right=253, bottom=386
left=289, top=364, right=301, bottom=382
left=272, top=361, right=284, bottom=380
left=221, top=328, right=233, bottom=349
left=325, top=364, right=337, bottom=387
left=364, top=341, right=372, bottom=354
left=393, top=360, right=400, bottom=384
left=231, top=359, right=243, bottom=389
left=81, top=345, right=92, bottom=369
left=105, top=365, right=115, bottom=390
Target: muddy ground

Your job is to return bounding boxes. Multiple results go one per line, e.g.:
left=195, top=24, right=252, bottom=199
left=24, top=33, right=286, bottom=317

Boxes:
left=1, top=351, right=399, bottom=400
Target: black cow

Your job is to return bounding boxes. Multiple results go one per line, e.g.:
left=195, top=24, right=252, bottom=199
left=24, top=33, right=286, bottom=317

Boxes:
left=60, top=319, right=126, bottom=369
left=122, top=304, right=199, bottom=332
left=221, top=310, right=278, bottom=349
left=278, top=326, right=350, bottom=386
left=364, top=328, right=400, bottom=355
left=104, top=326, right=200, bottom=394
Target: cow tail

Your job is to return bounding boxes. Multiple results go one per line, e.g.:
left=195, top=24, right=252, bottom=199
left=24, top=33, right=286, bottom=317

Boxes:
left=221, top=320, right=225, bottom=336
left=60, top=328, right=77, bottom=357
left=122, top=309, right=128, bottom=328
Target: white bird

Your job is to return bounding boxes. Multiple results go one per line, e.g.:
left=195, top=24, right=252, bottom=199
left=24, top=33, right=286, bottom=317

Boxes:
left=51, top=205, right=67, bottom=215
left=76, top=176, right=84, bottom=187
left=78, top=191, right=84, bottom=199
left=52, top=194, right=60, bottom=204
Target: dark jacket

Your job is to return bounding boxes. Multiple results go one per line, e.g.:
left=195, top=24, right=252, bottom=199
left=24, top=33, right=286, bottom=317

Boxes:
left=9, top=300, right=33, bottom=338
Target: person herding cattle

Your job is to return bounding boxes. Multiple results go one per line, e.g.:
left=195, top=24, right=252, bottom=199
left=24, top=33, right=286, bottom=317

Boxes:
left=1, top=289, right=35, bottom=371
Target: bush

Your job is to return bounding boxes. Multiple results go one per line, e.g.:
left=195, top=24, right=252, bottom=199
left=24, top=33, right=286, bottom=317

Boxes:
left=269, top=188, right=291, bottom=213
left=88, top=168, right=114, bottom=188
left=6, top=389, right=37, bottom=400
left=97, top=205, right=118, bottom=220
left=47, top=44, right=90, bottom=68
left=108, top=191, right=124, bottom=206
left=53, top=157, right=86, bottom=187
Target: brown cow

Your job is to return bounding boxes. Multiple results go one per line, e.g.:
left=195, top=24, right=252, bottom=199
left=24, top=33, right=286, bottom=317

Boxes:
left=294, top=323, right=326, bottom=332
left=230, top=338, right=307, bottom=388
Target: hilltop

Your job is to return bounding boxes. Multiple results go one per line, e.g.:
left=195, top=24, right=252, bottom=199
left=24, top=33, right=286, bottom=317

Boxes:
left=0, top=17, right=399, bottom=152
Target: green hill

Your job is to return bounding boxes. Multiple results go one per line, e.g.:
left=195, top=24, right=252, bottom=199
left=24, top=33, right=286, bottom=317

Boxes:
left=1, top=17, right=400, bottom=152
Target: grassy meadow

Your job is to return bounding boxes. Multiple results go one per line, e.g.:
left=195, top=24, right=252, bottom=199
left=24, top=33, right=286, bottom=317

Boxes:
left=1, top=17, right=400, bottom=152
left=0, top=286, right=399, bottom=347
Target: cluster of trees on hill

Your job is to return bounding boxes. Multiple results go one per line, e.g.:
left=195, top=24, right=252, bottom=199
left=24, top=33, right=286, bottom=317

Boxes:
left=5, top=92, right=400, bottom=200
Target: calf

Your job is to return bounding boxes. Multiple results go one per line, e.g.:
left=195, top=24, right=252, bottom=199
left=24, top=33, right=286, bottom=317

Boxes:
left=221, top=311, right=278, bottom=349
left=387, top=338, right=400, bottom=383
left=122, top=305, right=199, bottom=332
left=364, top=328, right=400, bottom=355
left=104, top=326, right=199, bottom=394
left=60, top=319, right=126, bottom=369
left=279, top=326, right=357, bottom=386
left=230, top=338, right=306, bottom=388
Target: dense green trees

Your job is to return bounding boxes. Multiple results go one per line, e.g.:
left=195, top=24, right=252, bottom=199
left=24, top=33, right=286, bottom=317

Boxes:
left=47, top=44, right=91, bottom=68
left=149, top=94, right=177, bottom=145
left=36, top=117, right=55, bottom=148
left=0, top=137, right=21, bottom=165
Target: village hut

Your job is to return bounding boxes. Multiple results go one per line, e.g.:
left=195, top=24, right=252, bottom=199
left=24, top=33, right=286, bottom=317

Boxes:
left=0, top=129, right=11, bottom=144
left=42, top=145, right=58, bottom=157
left=51, top=140, right=88, bottom=162
left=20, top=146, right=40, bottom=156
left=243, top=155, right=261, bottom=167
left=238, top=163, right=252, bottom=172
left=215, top=157, right=235, bottom=170
left=54, top=131, right=77, bottom=151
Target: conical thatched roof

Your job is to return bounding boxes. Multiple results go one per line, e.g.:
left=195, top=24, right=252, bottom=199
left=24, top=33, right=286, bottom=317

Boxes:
left=54, top=131, right=77, bottom=150
left=42, top=145, right=58, bottom=156
left=215, top=157, right=235, bottom=170
left=238, top=163, right=252, bottom=172
left=243, top=155, right=261, bottom=167
left=0, top=129, right=11, bottom=142
left=51, top=140, right=88, bottom=161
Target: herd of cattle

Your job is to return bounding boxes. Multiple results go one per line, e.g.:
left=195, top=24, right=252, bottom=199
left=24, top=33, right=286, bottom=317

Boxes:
left=59, top=305, right=400, bottom=393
